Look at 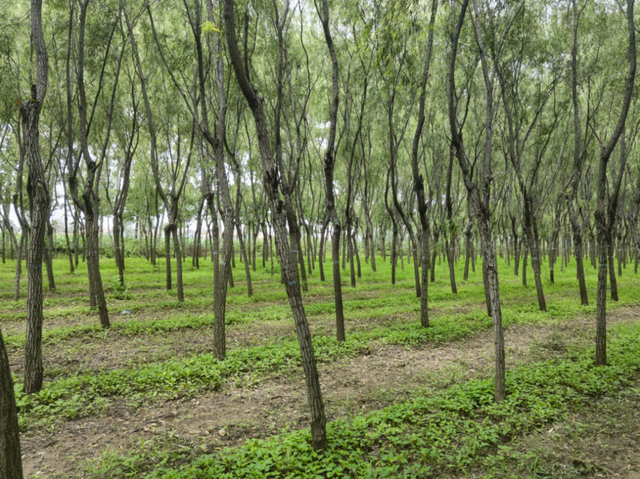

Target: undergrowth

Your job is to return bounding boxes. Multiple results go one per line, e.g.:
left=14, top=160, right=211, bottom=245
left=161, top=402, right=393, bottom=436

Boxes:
left=80, top=322, right=640, bottom=478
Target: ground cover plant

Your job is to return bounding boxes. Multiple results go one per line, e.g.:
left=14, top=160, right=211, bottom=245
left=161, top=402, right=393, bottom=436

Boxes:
left=2, top=255, right=640, bottom=478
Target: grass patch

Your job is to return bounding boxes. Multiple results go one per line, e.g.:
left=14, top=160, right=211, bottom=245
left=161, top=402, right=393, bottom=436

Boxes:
left=79, top=322, right=640, bottom=478
left=15, top=313, right=486, bottom=429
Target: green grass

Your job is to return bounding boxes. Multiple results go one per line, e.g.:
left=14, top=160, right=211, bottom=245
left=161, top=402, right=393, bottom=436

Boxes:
left=13, top=311, right=488, bottom=428
left=4, top=252, right=640, bottom=429
left=3, top=250, right=640, bottom=477
left=80, top=320, right=640, bottom=478
left=3, top=252, right=638, bottom=345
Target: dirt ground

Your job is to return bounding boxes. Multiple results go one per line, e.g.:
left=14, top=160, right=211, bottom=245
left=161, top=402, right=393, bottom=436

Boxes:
left=19, top=307, right=640, bottom=478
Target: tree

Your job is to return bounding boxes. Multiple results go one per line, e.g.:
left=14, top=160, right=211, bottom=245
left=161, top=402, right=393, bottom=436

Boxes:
left=566, top=0, right=590, bottom=306
left=126, top=7, right=192, bottom=303
left=446, top=0, right=520, bottom=402
left=67, top=0, right=125, bottom=329
left=0, top=327, right=23, bottom=479
left=317, top=0, right=346, bottom=342
left=496, top=3, right=561, bottom=312
left=224, top=0, right=327, bottom=451
left=593, top=0, right=636, bottom=366
left=21, top=0, right=50, bottom=394
left=106, top=70, right=140, bottom=287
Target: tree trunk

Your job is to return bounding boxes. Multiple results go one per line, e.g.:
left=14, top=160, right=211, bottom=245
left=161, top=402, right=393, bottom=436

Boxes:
left=14, top=233, right=24, bottom=301
left=164, top=225, right=172, bottom=290
left=369, top=230, right=376, bottom=272
left=347, top=222, right=356, bottom=287
left=446, top=238, right=457, bottom=293
left=236, top=220, right=253, bottom=297
left=430, top=230, right=438, bottom=283
left=331, top=224, right=345, bottom=341
left=567, top=201, right=589, bottom=305
left=353, top=227, right=362, bottom=279
left=595, top=217, right=608, bottom=366
left=318, top=218, right=328, bottom=282
left=225, top=0, right=327, bottom=448
left=171, top=225, right=184, bottom=302
left=86, top=216, right=110, bottom=328
left=0, top=327, right=23, bottom=478
left=478, top=217, right=505, bottom=402
left=252, top=225, right=258, bottom=272
left=522, top=244, right=528, bottom=286
left=526, top=234, right=546, bottom=311
left=44, top=221, right=55, bottom=291
left=419, top=229, right=431, bottom=327
left=390, top=218, right=398, bottom=284
left=22, top=77, right=49, bottom=395
left=608, top=232, right=618, bottom=301
left=210, top=198, right=233, bottom=360
left=113, top=216, right=124, bottom=286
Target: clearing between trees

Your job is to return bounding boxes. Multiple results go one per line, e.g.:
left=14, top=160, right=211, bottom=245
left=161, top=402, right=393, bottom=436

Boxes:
left=3, top=257, right=640, bottom=478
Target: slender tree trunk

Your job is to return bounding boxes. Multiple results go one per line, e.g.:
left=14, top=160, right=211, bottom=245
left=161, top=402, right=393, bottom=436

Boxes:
left=608, top=232, right=618, bottom=301
left=113, top=217, right=124, bottom=286
left=14, top=233, right=24, bottom=301
left=86, top=216, right=110, bottom=328
left=22, top=58, right=50, bottom=395
left=522, top=244, right=528, bottom=286
left=595, top=221, right=608, bottom=366
left=445, top=150, right=457, bottom=293
left=446, top=238, right=457, bottom=293
left=567, top=202, right=589, bottom=305
left=391, top=219, right=398, bottom=284
left=44, top=221, right=55, bottom=290
left=347, top=222, right=356, bottom=287
left=252, top=226, right=258, bottom=272
left=236, top=221, right=253, bottom=297
left=464, top=221, right=472, bottom=280
left=478, top=217, right=505, bottom=401
left=269, top=228, right=274, bottom=275
left=430, top=229, right=438, bottom=283
left=172, top=225, right=184, bottom=302
left=364, top=225, right=370, bottom=264
left=225, top=0, right=327, bottom=449
left=164, top=225, right=172, bottom=290
left=353, top=228, right=362, bottom=279
left=0, top=327, right=23, bottom=478
left=526, top=235, right=546, bottom=311
left=370, top=230, right=377, bottom=272
left=419, top=229, right=431, bottom=327
left=212, top=201, right=233, bottom=360
left=319, top=218, right=328, bottom=282
left=331, top=224, right=345, bottom=340
left=73, top=212, right=79, bottom=267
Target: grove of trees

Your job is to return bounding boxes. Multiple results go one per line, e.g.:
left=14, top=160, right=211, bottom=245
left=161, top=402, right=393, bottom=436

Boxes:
left=1, top=0, right=639, bottom=473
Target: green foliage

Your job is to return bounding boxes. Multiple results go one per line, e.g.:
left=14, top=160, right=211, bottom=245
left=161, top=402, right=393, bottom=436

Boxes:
left=201, top=21, right=220, bottom=34
left=4, top=253, right=640, bottom=431
left=82, top=322, right=640, bottom=478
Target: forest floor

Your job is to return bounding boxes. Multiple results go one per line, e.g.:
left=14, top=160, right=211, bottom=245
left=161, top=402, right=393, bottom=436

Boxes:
left=2, top=255, right=640, bottom=478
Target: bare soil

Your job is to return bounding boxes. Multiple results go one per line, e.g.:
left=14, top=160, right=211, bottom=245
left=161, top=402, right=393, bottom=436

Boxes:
left=6, top=301, right=420, bottom=380
left=19, top=307, right=639, bottom=478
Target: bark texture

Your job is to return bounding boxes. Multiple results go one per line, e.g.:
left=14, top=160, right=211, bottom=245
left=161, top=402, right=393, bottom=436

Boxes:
left=224, top=0, right=327, bottom=450
left=22, top=0, right=49, bottom=394
left=0, top=328, right=23, bottom=479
